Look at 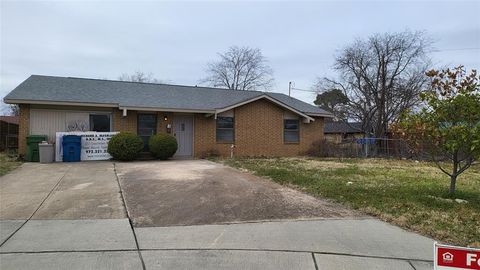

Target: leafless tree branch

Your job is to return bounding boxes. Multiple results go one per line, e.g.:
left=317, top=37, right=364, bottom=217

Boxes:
left=315, top=30, right=431, bottom=137
left=200, top=46, right=274, bottom=91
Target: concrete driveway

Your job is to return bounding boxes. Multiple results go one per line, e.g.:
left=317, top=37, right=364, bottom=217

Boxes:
left=115, top=160, right=361, bottom=227
left=0, top=162, right=125, bottom=220
left=0, top=160, right=435, bottom=269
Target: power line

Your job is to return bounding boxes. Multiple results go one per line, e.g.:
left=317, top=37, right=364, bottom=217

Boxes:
left=288, top=46, right=480, bottom=96
left=429, top=47, right=480, bottom=53
left=292, top=87, right=317, bottom=93
left=288, top=81, right=317, bottom=96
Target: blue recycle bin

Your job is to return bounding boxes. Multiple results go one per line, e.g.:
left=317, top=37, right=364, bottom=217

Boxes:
left=62, top=135, right=82, bottom=162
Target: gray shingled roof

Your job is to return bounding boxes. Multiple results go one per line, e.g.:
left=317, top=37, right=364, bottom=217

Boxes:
left=4, top=75, right=332, bottom=117
left=324, top=122, right=364, bottom=134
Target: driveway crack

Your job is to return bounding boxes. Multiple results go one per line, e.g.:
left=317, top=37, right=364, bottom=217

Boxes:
left=208, top=228, right=226, bottom=248
left=0, top=165, right=71, bottom=247
left=113, top=162, right=146, bottom=270
left=311, top=252, right=319, bottom=270
left=408, top=260, right=418, bottom=270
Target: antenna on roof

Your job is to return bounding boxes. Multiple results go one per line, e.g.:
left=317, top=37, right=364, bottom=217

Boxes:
left=289, top=81, right=317, bottom=95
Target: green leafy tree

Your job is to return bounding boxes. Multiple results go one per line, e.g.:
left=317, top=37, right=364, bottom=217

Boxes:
left=396, top=66, right=480, bottom=194
left=313, top=89, right=349, bottom=120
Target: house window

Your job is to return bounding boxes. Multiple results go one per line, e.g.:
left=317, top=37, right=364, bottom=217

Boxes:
left=89, top=114, right=111, bottom=132
left=216, top=116, right=234, bottom=143
left=284, top=119, right=299, bottom=143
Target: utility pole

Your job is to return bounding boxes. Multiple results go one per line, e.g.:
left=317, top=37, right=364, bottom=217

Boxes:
left=288, top=81, right=292, bottom=96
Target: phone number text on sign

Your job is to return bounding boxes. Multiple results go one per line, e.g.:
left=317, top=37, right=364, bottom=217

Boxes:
left=81, top=132, right=118, bottom=161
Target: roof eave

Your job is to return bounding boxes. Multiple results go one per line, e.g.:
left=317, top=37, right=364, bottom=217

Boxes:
left=118, top=106, right=214, bottom=114
left=3, top=98, right=118, bottom=108
left=306, top=112, right=334, bottom=118
left=216, top=94, right=315, bottom=122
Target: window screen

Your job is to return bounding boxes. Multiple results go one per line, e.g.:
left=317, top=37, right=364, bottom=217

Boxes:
left=284, top=119, right=299, bottom=143
left=89, top=114, right=111, bottom=132
left=216, top=116, right=234, bottom=143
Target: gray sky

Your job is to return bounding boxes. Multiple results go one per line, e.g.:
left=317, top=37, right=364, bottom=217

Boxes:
left=1, top=0, right=479, bottom=114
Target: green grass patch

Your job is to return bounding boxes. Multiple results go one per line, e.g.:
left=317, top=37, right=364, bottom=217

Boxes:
left=0, top=152, right=22, bottom=176
left=222, top=157, right=480, bottom=247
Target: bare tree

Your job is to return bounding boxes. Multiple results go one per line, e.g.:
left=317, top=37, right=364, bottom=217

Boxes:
left=316, top=30, right=431, bottom=138
left=201, top=46, right=274, bottom=90
left=118, top=71, right=161, bottom=83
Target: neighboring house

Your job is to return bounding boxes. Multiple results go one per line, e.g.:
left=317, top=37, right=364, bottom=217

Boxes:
left=4, top=75, right=332, bottom=158
left=324, top=121, right=364, bottom=143
left=0, top=116, right=19, bottom=151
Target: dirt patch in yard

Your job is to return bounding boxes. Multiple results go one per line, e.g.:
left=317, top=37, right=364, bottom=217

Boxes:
left=115, top=160, right=362, bottom=227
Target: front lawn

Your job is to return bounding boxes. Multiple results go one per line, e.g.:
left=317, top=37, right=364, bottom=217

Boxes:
left=222, top=157, right=480, bottom=247
left=0, top=152, right=22, bottom=176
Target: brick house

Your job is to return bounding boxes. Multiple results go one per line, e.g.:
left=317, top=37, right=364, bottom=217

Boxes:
left=4, top=75, right=332, bottom=158
left=324, top=122, right=364, bottom=143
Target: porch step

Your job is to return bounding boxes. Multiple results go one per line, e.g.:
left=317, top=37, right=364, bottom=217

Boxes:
left=137, top=152, right=155, bottom=160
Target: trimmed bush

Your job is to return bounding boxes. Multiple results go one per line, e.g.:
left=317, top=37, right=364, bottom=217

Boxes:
left=149, top=133, right=178, bottom=160
left=107, top=132, right=144, bottom=161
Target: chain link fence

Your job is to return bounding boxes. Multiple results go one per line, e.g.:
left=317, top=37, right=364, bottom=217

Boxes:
left=308, top=137, right=417, bottom=159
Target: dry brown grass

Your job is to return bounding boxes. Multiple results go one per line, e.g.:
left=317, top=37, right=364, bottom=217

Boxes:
left=224, top=157, right=480, bottom=247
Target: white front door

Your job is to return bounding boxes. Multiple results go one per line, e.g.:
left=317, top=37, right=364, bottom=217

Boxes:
left=173, top=115, right=193, bottom=157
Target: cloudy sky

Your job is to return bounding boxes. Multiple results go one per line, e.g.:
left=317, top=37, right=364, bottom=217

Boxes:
left=1, top=0, right=479, bottom=113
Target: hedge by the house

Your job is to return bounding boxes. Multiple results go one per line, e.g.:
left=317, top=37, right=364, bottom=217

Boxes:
left=107, top=132, right=144, bottom=161
left=149, top=133, right=178, bottom=160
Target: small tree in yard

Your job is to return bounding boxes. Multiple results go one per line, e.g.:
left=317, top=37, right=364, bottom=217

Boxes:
left=313, top=88, right=349, bottom=121
left=397, top=66, right=480, bottom=195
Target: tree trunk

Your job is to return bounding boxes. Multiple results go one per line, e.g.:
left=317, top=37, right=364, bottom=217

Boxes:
left=449, top=175, right=457, bottom=195
left=449, top=151, right=459, bottom=195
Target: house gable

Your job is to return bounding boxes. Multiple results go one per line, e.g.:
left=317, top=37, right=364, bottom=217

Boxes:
left=215, top=95, right=315, bottom=123
left=195, top=98, right=324, bottom=157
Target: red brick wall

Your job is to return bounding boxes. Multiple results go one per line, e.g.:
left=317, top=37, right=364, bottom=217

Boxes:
left=19, top=102, right=324, bottom=158
left=156, top=112, right=173, bottom=134
left=17, top=104, right=30, bottom=156
left=194, top=99, right=324, bottom=158
left=112, top=109, right=137, bottom=133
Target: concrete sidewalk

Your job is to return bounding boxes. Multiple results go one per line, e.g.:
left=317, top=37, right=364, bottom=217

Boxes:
left=0, top=218, right=434, bottom=270
left=135, top=218, right=434, bottom=261
left=0, top=162, right=435, bottom=269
